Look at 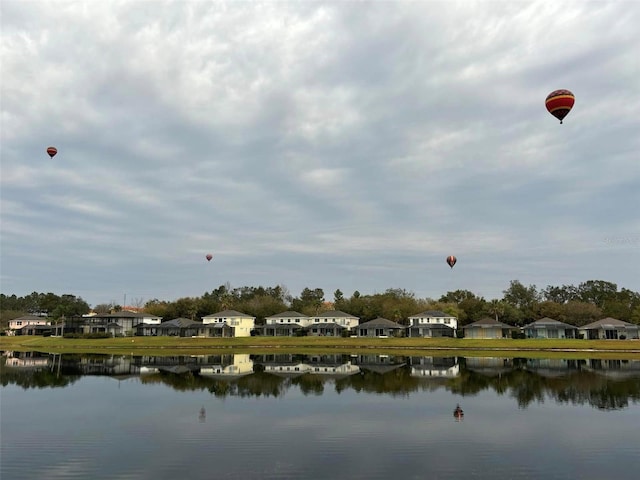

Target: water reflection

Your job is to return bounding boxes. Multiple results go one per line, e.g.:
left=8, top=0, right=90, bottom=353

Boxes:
left=2, top=350, right=640, bottom=410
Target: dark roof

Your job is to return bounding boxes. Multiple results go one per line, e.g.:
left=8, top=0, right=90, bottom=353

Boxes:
left=315, top=310, right=358, bottom=319
left=308, top=322, right=346, bottom=329
left=158, top=318, right=203, bottom=329
left=12, top=315, right=48, bottom=322
left=410, top=323, right=454, bottom=330
left=93, top=311, right=160, bottom=319
left=464, top=318, right=514, bottom=328
left=18, top=324, right=52, bottom=331
left=523, top=318, right=577, bottom=329
left=581, top=318, right=638, bottom=329
left=410, top=310, right=455, bottom=318
left=265, top=311, right=308, bottom=319
left=258, top=323, right=302, bottom=330
left=357, top=317, right=404, bottom=329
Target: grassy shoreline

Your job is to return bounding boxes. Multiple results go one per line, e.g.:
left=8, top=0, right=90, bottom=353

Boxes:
left=2, top=336, right=640, bottom=359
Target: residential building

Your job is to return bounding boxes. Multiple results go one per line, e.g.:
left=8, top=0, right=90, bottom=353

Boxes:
left=522, top=317, right=578, bottom=339
left=356, top=317, right=405, bottom=337
left=578, top=318, right=639, bottom=340
left=408, top=310, right=457, bottom=337
left=202, top=309, right=255, bottom=337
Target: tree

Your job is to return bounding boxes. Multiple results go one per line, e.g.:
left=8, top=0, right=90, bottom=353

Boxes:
left=502, top=280, right=540, bottom=323
left=291, top=288, right=324, bottom=316
left=577, top=280, right=618, bottom=308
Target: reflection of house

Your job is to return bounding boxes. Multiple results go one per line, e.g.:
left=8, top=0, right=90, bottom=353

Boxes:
left=2, top=351, right=51, bottom=368
left=464, top=357, right=514, bottom=376
left=7, top=315, right=51, bottom=335
left=199, top=354, right=255, bottom=379
left=308, top=310, right=359, bottom=336
left=260, top=354, right=312, bottom=377
left=522, top=317, right=578, bottom=339
left=202, top=310, right=255, bottom=337
left=356, top=317, right=405, bottom=337
left=525, top=358, right=581, bottom=377
left=407, top=310, right=457, bottom=338
left=582, top=359, right=640, bottom=379
left=463, top=318, right=514, bottom=339
left=578, top=318, right=640, bottom=340
left=306, top=354, right=361, bottom=378
left=409, top=356, right=459, bottom=378
left=352, top=354, right=406, bottom=374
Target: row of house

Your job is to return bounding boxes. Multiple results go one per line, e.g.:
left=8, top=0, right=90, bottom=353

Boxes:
left=7, top=309, right=640, bottom=340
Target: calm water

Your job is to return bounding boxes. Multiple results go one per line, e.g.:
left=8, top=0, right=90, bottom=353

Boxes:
left=2, top=351, right=639, bottom=480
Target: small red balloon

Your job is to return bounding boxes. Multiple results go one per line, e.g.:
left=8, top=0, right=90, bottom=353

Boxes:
left=206, top=254, right=213, bottom=262
left=46, top=147, right=57, bottom=158
left=446, top=255, right=457, bottom=268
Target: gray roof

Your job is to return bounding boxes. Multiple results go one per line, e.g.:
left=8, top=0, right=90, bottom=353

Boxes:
left=315, top=310, right=358, bottom=319
left=265, top=311, right=309, bottom=319
left=158, top=318, right=203, bottom=329
left=581, top=317, right=638, bottom=329
left=308, top=322, right=345, bottom=329
left=409, top=310, right=455, bottom=318
left=204, top=310, right=253, bottom=318
left=258, top=323, right=302, bottom=330
left=357, top=317, right=404, bottom=329
left=12, top=314, right=48, bottom=322
left=523, top=318, right=577, bottom=329
left=94, top=311, right=160, bottom=319
left=464, top=318, right=514, bottom=329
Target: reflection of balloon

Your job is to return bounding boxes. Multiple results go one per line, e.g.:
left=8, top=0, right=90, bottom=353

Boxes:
left=206, top=254, right=213, bottom=262
left=446, top=255, right=457, bottom=268
left=46, top=147, right=57, bottom=158
left=453, top=404, right=464, bottom=421
left=545, top=89, right=575, bottom=124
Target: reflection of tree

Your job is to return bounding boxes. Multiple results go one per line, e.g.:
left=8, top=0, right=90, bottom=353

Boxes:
left=4, top=353, right=640, bottom=410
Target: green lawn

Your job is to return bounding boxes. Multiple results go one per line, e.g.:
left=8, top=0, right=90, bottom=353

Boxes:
left=2, top=335, right=639, bottom=359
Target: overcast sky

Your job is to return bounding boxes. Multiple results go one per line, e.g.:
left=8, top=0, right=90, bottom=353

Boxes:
left=2, top=0, right=639, bottom=308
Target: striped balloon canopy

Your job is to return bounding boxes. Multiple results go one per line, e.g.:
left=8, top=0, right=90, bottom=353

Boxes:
left=446, top=255, right=457, bottom=269
left=545, top=89, right=575, bottom=124
left=46, top=146, right=57, bottom=158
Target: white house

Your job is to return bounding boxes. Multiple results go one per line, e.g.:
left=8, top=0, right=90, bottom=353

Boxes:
left=265, top=311, right=311, bottom=327
left=408, top=310, right=457, bottom=337
left=202, top=309, right=255, bottom=337
left=310, top=310, right=359, bottom=331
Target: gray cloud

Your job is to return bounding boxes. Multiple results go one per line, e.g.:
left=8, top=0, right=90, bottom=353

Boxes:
left=1, top=0, right=638, bottom=306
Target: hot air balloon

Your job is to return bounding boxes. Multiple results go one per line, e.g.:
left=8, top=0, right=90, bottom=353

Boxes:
left=545, top=89, right=575, bottom=124
left=446, top=255, right=457, bottom=269
left=46, top=147, right=57, bottom=158
left=206, top=254, right=213, bottom=262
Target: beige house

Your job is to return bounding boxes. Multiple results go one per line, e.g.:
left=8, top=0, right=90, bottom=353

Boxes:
left=202, top=309, right=255, bottom=337
left=8, top=315, right=50, bottom=335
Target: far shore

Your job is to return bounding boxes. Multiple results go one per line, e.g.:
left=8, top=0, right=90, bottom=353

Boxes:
left=2, top=336, right=640, bottom=359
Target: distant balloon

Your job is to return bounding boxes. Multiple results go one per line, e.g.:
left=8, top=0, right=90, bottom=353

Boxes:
left=545, top=89, right=575, bottom=124
left=46, top=147, right=57, bottom=158
left=446, top=255, right=457, bottom=269
left=206, top=254, right=213, bottom=262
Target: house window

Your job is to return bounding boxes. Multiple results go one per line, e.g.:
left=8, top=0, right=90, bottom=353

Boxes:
left=295, top=319, right=300, bottom=323
left=315, top=319, right=319, bottom=323
left=17, top=321, right=22, bottom=326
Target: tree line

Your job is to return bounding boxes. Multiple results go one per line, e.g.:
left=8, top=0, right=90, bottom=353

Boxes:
left=1, top=279, right=639, bottom=329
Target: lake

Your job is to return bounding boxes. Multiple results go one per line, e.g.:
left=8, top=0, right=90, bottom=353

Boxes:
left=2, top=351, right=639, bottom=480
